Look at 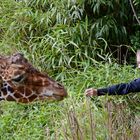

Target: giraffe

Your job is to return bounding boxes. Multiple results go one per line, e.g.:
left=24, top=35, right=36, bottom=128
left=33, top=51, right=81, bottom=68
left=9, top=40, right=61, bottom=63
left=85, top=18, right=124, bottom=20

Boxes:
left=0, top=53, right=67, bottom=103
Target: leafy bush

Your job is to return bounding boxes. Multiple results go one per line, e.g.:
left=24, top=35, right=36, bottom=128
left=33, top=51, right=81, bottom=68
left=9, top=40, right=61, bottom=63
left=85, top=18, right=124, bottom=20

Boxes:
left=131, top=31, right=140, bottom=50
left=0, top=0, right=139, bottom=70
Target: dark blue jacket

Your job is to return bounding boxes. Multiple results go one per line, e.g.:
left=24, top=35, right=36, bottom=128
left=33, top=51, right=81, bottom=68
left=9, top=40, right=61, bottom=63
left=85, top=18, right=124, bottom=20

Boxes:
left=97, top=78, right=140, bottom=95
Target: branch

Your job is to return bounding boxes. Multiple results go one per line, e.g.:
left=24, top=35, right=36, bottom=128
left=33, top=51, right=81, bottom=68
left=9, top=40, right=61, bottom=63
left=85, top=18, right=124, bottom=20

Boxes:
left=129, top=0, right=140, bottom=25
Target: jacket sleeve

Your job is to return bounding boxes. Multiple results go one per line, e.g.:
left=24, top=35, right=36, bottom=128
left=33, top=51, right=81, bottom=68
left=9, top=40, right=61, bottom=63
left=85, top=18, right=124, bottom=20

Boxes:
left=97, top=78, right=140, bottom=96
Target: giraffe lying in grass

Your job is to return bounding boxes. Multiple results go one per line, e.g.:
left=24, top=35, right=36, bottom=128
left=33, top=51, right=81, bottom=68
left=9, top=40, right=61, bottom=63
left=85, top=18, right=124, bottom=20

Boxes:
left=0, top=53, right=67, bottom=103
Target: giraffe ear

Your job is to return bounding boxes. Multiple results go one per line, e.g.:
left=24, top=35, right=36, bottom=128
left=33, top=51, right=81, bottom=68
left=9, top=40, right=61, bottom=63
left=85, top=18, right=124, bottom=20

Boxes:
left=10, top=53, right=28, bottom=64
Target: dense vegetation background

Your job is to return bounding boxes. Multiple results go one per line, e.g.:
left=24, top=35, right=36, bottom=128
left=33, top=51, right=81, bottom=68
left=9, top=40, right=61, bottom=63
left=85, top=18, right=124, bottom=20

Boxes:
left=0, top=0, right=140, bottom=139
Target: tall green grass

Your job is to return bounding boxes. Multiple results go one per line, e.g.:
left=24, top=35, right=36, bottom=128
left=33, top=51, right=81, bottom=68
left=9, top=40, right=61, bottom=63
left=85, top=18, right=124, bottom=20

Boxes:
left=0, top=64, right=140, bottom=140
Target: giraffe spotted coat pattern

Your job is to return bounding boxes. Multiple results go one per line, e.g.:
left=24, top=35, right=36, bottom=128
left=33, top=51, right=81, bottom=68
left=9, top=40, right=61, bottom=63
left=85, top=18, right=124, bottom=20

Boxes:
left=0, top=53, right=67, bottom=103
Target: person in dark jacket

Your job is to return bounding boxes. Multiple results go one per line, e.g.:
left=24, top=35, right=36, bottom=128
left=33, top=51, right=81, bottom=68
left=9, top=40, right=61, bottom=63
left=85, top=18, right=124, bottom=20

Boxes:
left=85, top=50, right=140, bottom=97
left=85, top=79, right=140, bottom=97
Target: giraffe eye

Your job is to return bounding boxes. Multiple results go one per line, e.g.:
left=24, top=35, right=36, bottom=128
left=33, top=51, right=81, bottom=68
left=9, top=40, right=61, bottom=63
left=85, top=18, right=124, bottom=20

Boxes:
left=12, top=74, right=25, bottom=83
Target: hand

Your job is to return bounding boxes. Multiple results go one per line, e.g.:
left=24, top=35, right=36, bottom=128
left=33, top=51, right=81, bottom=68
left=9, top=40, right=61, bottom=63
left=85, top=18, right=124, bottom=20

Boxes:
left=85, top=88, right=98, bottom=97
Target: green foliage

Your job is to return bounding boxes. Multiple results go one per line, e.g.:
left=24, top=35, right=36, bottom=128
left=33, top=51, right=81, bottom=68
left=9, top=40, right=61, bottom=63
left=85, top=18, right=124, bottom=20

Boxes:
left=0, top=0, right=139, bottom=70
left=134, top=0, right=140, bottom=16
left=0, top=0, right=140, bottom=139
left=86, top=0, right=129, bottom=44
left=0, top=0, right=97, bottom=69
left=0, top=64, right=140, bottom=139
left=131, top=31, right=140, bottom=50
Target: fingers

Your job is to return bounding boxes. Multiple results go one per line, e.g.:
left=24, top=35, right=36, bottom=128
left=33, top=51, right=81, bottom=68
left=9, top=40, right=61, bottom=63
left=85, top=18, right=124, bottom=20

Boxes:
left=85, top=88, right=93, bottom=96
left=85, top=88, right=98, bottom=97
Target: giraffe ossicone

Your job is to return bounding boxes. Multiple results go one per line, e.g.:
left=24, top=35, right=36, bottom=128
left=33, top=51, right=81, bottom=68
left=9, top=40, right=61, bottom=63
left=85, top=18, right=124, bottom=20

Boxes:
left=0, top=53, right=67, bottom=103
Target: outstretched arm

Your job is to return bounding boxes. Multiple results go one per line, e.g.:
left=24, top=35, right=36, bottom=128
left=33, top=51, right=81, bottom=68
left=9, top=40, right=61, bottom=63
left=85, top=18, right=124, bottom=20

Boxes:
left=85, top=78, right=140, bottom=97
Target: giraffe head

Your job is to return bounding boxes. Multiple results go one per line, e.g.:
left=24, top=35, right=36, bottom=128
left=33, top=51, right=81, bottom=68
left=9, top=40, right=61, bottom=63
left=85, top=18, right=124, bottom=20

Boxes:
left=0, top=53, right=67, bottom=103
